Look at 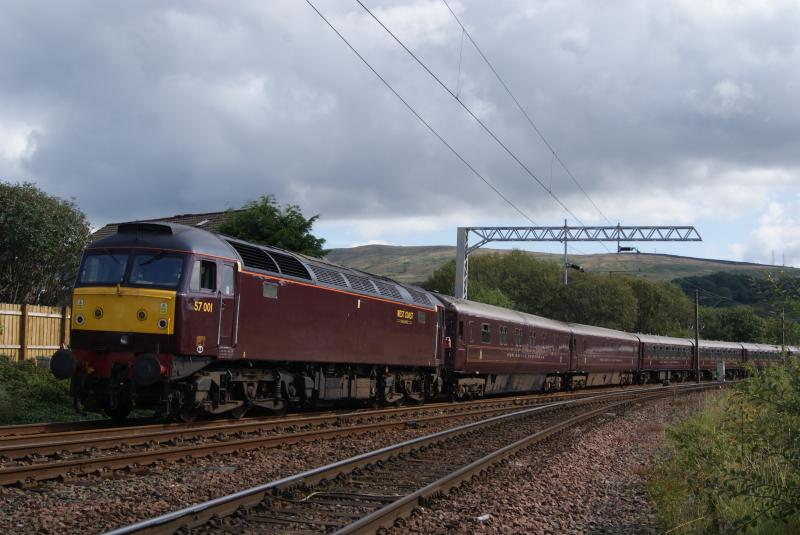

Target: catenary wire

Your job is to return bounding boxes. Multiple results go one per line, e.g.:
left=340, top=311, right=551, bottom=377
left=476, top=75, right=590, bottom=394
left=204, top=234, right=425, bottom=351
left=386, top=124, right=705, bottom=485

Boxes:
left=440, top=0, right=614, bottom=227
left=357, top=0, right=629, bottom=265
left=304, top=0, right=538, bottom=226
left=355, top=0, right=588, bottom=228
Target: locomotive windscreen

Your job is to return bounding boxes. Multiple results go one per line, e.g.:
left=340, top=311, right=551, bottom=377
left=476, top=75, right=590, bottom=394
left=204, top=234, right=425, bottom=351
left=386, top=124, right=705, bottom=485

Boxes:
left=128, top=253, right=184, bottom=287
left=79, top=253, right=128, bottom=284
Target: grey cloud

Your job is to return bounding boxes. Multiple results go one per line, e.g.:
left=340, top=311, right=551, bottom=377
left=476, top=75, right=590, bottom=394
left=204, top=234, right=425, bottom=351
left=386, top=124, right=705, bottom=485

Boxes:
left=1, top=0, right=798, bottom=230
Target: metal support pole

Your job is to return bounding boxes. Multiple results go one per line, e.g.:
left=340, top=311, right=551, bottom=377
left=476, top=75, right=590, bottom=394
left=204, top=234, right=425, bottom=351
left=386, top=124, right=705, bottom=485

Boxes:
left=455, top=227, right=468, bottom=300
left=781, top=308, right=785, bottom=351
left=563, top=219, right=568, bottom=286
left=694, top=289, right=700, bottom=383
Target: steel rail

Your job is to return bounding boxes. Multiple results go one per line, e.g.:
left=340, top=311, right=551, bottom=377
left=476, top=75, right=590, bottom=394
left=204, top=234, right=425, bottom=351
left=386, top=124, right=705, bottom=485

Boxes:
left=0, top=417, right=154, bottom=438
left=0, top=393, right=599, bottom=486
left=0, top=387, right=639, bottom=458
left=336, top=396, right=661, bottom=534
left=0, top=383, right=649, bottom=440
left=103, top=383, right=721, bottom=535
left=0, top=403, right=528, bottom=463
left=0, top=389, right=583, bottom=443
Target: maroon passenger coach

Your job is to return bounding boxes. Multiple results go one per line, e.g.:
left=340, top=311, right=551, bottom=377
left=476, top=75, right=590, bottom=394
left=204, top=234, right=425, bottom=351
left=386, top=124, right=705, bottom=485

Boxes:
left=438, top=298, right=571, bottom=397
left=637, top=334, right=694, bottom=383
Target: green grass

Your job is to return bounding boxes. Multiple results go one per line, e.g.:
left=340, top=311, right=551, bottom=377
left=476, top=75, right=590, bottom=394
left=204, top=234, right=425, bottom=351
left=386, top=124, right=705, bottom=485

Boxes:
left=648, top=362, right=800, bottom=533
left=0, top=356, right=100, bottom=425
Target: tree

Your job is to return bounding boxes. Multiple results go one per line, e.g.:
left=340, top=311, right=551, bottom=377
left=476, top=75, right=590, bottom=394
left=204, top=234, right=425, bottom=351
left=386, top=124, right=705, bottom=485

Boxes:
left=218, top=195, right=327, bottom=257
left=699, top=306, right=767, bottom=343
left=0, top=182, right=91, bottom=306
left=629, top=279, right=693, bottom=336
left=549, top=273, right=639, bottom=331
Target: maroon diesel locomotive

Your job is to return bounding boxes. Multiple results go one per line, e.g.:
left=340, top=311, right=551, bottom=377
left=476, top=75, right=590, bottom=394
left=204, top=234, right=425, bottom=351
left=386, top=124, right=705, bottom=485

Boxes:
left=50, top=221, right=784, bottom=420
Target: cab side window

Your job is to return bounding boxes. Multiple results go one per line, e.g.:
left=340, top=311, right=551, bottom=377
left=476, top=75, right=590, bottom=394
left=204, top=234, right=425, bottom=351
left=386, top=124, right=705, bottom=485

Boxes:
left=190, top=260, right=216, bottom=292
left=222, top=264, right=235, bottom=296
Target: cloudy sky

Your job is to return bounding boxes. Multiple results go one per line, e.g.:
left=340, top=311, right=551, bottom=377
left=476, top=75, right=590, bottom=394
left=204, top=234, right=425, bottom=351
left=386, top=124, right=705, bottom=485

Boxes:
left=1, top=0, right=799, bottom=264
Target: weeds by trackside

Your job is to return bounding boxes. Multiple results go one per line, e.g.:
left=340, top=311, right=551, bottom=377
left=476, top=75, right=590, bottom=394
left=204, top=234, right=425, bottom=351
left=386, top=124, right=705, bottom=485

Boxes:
left=649, top=359, right=800, bottom=533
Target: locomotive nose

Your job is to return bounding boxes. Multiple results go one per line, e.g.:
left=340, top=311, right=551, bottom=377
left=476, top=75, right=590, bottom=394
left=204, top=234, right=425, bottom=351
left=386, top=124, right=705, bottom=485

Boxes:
left=50, top=349, right=76, bottom=380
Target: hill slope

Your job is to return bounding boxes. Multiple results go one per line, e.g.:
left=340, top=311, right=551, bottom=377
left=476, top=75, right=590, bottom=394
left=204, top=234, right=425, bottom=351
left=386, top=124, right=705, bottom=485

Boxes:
left=325, top=245, right=795, bottom=285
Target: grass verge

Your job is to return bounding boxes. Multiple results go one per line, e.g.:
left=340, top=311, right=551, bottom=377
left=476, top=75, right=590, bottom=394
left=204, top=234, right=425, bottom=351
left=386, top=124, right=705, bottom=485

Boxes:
left=648, top=361, right=800, bottom=533
left=0, top=356, right=100, bottom=425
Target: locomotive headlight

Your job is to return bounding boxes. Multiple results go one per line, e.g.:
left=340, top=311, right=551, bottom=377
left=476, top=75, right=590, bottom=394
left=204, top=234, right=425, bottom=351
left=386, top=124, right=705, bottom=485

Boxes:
left=157, top=319, right=168, bottom=330
left=120, top=335, right=130, bottom=345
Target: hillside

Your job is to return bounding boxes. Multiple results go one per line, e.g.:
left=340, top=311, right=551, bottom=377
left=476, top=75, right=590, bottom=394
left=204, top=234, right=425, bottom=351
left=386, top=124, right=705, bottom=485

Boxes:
left=325, top=245, right=795, bottom=285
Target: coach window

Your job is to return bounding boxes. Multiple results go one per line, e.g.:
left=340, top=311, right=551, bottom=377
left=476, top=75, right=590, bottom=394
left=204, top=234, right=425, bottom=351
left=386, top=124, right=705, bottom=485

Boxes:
left=458, top=321, right=464, bottom=341
left=499, top=326, right=508, bottom=346
left=481, top=323, right=491, bottom=344
left=190, top=260, right=216, bottom=292
left=583, top=339, right=588, bottom=353
left=529, top=330, right=536, bottom=348
left=262, top=282, right=278, bottom=299
left=515, top=328, right=523, bottom=346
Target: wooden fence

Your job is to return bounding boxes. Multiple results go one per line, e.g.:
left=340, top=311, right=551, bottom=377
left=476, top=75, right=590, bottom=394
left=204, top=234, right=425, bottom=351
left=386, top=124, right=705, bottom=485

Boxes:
left=0, top=303, right=70, bottom=361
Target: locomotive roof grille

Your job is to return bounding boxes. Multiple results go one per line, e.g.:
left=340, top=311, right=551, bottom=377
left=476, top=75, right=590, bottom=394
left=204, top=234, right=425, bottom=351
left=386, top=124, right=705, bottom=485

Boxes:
left=269, top=251, right=312, bottom=280
left=344, top=273, right=377, bottom=294
left=407, top=288, right=432, bottom=306
left=225, top=240, right=279, bottom=273
left=308, top=264, right=348, bottom=288
left=118, top=222, right=173, bottom=235
left=372, top=279, right=402, bottom=300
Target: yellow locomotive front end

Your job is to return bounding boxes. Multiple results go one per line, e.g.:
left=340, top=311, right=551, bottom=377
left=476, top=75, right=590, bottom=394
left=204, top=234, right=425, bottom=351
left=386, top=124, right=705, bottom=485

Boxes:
left=51, top=244, right=187, bottom=419
left=72, top=286, right=176, bottom=336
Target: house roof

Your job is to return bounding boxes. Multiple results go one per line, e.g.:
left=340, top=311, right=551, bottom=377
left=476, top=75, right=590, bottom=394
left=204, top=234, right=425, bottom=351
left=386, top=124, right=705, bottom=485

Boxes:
left=91, top=210, right=242, bottom=240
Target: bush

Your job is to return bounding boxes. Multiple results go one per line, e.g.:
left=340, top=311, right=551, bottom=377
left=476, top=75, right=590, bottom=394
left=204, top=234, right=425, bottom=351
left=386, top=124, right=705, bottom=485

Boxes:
left=0, top=357, right=99, bottom=424
left=649, top=360, right=800, bottom=533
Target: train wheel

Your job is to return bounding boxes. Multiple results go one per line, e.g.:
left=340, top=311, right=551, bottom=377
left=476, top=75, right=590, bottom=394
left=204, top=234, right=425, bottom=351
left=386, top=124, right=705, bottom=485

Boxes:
left=178, top=407, right=199, bottom=423
left=106, top=403, right=131, bottom=423
left=228, top=405, right=248, bottom=420
left=406, top=394, right=425, bottom=406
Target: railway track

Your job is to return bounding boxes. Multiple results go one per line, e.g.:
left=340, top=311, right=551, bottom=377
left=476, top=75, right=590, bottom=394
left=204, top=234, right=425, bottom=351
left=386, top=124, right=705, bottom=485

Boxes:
left=0, top=383, right=650, bottom=440
left=0, top=417, right=155, bottom=438
left=0, top=387, right=635, bottom=487
left=104, top=382, right=722, bottom=535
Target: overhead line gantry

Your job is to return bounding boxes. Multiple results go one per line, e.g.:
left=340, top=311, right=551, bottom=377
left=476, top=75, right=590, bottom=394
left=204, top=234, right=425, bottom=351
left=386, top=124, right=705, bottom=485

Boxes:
left=455, top=223, right=702, bottom=299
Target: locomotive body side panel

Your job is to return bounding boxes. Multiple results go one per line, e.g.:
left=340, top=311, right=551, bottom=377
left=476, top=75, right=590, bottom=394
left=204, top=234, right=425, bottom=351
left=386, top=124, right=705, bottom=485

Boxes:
left=232, top=271, right=439, bottom=368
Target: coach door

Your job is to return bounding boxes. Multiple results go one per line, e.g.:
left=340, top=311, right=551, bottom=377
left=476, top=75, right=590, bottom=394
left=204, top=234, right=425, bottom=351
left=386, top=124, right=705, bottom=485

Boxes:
left=217, top=262, right=237, bottom=357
